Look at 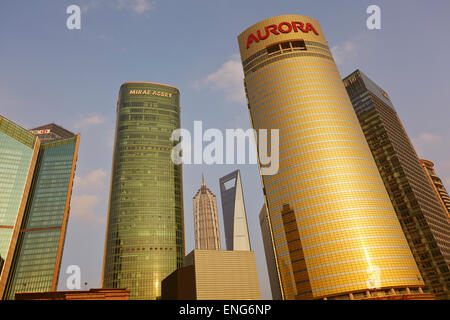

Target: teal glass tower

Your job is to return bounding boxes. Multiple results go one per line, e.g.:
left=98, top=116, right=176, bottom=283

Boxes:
left=0, top=116, right=79, bottom=300
left=102, top=82, right=185, bottom=300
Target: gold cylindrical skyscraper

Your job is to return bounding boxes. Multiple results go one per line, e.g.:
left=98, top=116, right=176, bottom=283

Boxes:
left=238, top=15, right=428, bottom=300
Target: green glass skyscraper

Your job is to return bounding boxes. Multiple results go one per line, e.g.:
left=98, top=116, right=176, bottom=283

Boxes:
left=102, top=82, right=185, bottom=300
left=0, top=116, right=79, bottom=300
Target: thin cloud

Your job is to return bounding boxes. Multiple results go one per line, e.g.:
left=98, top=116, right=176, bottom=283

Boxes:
left=73, top=169, right=107, bottom=194
left=331, top=41, right=357, bottom=66
left=201, top=55, right=246, bottom=104
left=415, top=132, right=442, bottom=144
left=413, top=132, right=442, bottom=156
left=80, top=1, right=100, bottom=13
left=70, top=195, right=104, bottom=224
left=233, top=114, right=251, bottom=130
left=80, top=0, right=155, bottom=15
left=74, top=114, right=105, bottom=129
left=445, top=177, right=450, bottom=189
left=70, top=170, right=108, bottom=225
left=117, top=0, right=155, bottom=14
left=439, top=160, right=450, bottom=171
left=80, top=0, right=108, bottom=13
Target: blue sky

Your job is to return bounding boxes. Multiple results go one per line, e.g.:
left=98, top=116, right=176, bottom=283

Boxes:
left=1, top=0, right=449, bottom=299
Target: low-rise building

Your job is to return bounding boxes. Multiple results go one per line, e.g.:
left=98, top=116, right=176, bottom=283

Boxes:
left=162, top=250, right=261, bottom=300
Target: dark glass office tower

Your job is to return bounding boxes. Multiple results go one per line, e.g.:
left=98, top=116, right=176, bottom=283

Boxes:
left=259, top=204, right=282, bottom=300
left=102, top=82, right=184, bottom=300
left=344, top=70, right=450, bottom=299
left=0, top=116, right=79, bottom=300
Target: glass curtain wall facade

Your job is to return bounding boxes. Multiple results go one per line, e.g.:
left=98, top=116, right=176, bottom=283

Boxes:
left=219, top=170, right=251, bottom=251
left=102, top=82, right=184, bottom=300
left=420, top=159, right=450, bottom=218
left=0, top=117, right=79, bottom=300
left=237, top=15, right=425, bottom=300
left=259, top=203, right=282, bottom=300
left=344, top=70, right=450, bottom=299
left=0, top=116, right=39, bottom=298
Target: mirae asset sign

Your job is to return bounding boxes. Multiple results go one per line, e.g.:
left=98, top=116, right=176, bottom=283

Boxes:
left=129, top=89, right=173, bottom=98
